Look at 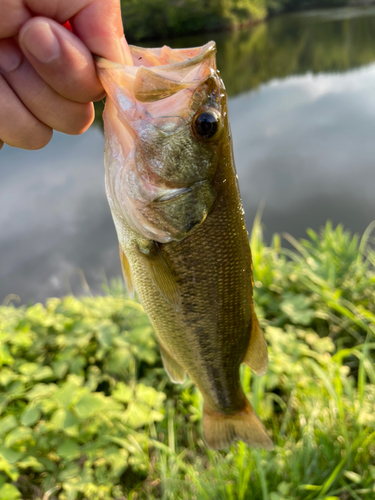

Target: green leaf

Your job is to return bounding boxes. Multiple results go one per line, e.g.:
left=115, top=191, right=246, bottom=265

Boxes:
left=26, top=383, right=57, bottom=401
left=18, top=362, right=38, bottom=376
left=0, top=369, right=17, bottom=387
left=319, top=456, right=347, bottom=496
left=33, top=366, right=54, bottom=381
left=298, top=484, right=321, bottom=491
left=58, top=463, right=80, bottom=481
left=343, top=471, right=362, bottom=484
left=0, top=483, right=21, bottom=500
left=0, top=415, right=17, bottom=435
left=280, top=294, right=315, bottom=325
left=74, top=393, right=104, bottom=419
left=16, top=456, right=44, bottom=471
left=50, top=409, right=79, bottom=436
left=0, top=345, right=14, bottom=366
left=36, top=456, right=57, bottom=473
left=69, top=355, right=87, bottom=375
left=4, top=426, right=34, bottom=447
left=97, top=323, right=119, bottom=348
left=104, top=445, right=129, bottom=476
left=136, top=383, right=166, bottom=408
left=109, top=436, right=130, bottom=449
left=20, top=406, right=41, bottom=426
left=277, top=481, right=291, bottom=495
left=0, top=446, right=23, bottom=464
left=53, top=382, right=81, bottom=409
left=270, top=493, right=281, bottom=500
left=51, top=360, right=69, bottom=379
left=124, top=401, right=154, bottom=429
left=0, top=455, right=19, bottom=481
left=57, top=439, right=80, bottom=460
left=112, top=382, right=133, bottom=403
left=5, top=381, right=24, bottom=399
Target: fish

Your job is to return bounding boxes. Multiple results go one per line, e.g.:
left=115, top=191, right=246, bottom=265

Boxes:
left=96, top=42, right=273, bottom=450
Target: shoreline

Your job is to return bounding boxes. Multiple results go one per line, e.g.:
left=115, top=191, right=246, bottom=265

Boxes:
left=122, top=3, right=375, bottom=43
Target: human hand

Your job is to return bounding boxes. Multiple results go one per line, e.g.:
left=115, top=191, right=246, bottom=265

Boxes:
left=0, top=0, right=131, bottom=151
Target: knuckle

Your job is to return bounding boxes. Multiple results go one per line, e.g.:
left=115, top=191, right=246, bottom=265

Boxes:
left=24, top=128, right=53, bottom=150
left=65, top=104, right=95, bottom=135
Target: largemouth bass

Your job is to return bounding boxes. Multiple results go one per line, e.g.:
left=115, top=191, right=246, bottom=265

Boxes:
left=96, top=42, right=273, bottom=450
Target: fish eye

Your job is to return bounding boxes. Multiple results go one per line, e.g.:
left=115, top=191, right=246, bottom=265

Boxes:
left=193, top=112, right=219, bottom=140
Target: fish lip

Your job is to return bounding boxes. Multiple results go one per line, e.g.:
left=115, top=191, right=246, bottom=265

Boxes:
left=153, top=187, right=191, bottom=203
left=95, top=41, right=216, bottom=71
left=146, top=41, right=216, bottom=72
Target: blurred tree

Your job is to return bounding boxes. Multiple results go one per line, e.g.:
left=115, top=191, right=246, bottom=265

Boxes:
left=121, top=0, right=267, bottom=41
left=119, top=0, right=364, bottom=41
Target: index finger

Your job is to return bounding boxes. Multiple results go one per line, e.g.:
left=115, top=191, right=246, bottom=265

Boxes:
left=2, top=0, right=128, bottom=64
left=27, top=0, right=126, bottom=63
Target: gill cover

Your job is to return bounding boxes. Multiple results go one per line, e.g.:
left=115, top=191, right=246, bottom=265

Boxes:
left=96, top=42, right=223, bottom=244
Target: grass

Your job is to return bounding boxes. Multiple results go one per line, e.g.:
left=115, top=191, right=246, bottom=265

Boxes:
left=0, top=220, right=374, bottom=500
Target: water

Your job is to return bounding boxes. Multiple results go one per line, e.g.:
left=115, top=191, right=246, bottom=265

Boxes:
left=1, top=7, right=375, bottom=303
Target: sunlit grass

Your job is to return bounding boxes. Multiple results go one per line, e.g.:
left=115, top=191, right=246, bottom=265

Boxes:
left=0, top=220, right=374, bottom=499
left=140, top=219, right=375, bottom=500
left=148, top=334, right=375, bottom=500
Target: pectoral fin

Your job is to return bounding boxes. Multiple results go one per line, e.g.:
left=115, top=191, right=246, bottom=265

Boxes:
left=137, top=241, right=181, bottom=311
left=119, top=245, right=134, bottom=298
left=159, top=341, right=186, bottom=384
left=243, top=309, right=268, bottom=376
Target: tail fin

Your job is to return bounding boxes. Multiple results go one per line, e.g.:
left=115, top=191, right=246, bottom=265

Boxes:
left=202, top=402, right=273, bottom=450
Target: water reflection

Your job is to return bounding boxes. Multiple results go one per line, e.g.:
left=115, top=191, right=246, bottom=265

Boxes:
left=0, top=130, right=120, bottom=303
left=145, top=7, right=375, bottom=96
left=2, top=7, right=375, bottom=302
left=230, top=66, right=375, bottom=238
left=95, top=8, right=375, bottom=121
left=220, top=8, right=375, bottom=96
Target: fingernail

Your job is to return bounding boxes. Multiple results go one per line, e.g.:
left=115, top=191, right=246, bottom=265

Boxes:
left=20, top=21, right=60, bottom=64
left=0, top=43, right=22, bottom=73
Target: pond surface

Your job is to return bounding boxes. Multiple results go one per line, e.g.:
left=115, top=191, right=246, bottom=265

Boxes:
left=2, top=7, right=375, bottom=303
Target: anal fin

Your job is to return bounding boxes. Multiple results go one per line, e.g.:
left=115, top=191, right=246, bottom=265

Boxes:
left=137, top=241, right=181, bottom=311
left=243, top=309, right=268, bottom=376
left=159, top=341, right=186, bottom=384
left=202, top=401, right=273, bottom=450
left=119, top=244, right=134, bottom=298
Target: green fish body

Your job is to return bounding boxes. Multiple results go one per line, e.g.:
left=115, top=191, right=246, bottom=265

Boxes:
left=96, top=42, right=272, bottom=450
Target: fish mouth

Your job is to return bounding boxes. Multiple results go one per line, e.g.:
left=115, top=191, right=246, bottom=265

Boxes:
left=95, top=42, right=217, bottom=106
left=130, top=41, right=216, bottom=71
left=153, top=187, right=191, bottom=203
left=95, top=41, right=216, bottom=71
